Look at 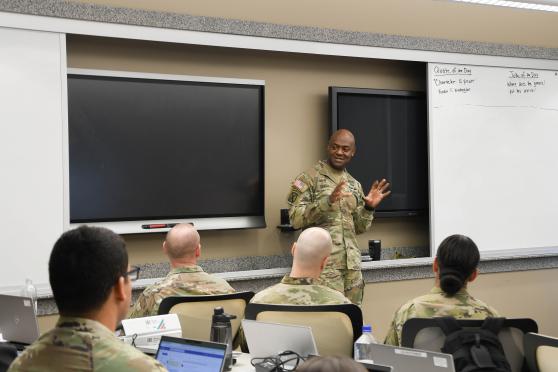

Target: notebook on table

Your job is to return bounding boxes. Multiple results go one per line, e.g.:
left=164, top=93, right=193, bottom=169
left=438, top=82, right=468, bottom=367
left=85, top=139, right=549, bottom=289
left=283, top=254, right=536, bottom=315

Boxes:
left=155, top=336, right=227, bottom=372
left=0, top=294, right=39, bottom=349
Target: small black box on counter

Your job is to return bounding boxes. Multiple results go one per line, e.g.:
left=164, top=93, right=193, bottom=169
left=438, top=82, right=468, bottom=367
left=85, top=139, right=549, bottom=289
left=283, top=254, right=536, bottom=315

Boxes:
left=369, top=240, right=381, bottom=261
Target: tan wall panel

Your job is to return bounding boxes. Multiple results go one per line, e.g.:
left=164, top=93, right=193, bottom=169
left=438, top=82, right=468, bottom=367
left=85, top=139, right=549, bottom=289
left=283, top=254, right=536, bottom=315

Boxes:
left=364, top=268, right=558, bottom=342
left=37, top=314, right=58, bottom=335
left=67, top=35, right=429, bottom=261
left=69, top=0, right=558, bottom=48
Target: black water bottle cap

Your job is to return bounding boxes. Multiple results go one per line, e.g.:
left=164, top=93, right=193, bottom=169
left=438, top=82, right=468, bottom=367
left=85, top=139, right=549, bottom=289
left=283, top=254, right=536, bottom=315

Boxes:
left=214, top=307, right=224, bottom=315
left=212, top=307, right=237, bottom=322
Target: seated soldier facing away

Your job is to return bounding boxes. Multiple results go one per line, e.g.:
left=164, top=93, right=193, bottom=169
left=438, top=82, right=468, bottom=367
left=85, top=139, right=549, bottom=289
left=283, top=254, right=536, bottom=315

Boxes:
left=251, top=227, right=351, bottom=305
left=384, top=234, right=500, bottom=346
left=129, top=223, right=235, bottom=318
left=8, top=226, right=166, bottom=372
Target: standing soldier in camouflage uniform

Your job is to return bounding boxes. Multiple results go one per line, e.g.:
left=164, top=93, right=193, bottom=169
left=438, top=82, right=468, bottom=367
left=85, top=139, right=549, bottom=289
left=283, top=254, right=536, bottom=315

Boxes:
left=288, top=129, right=391, bottom=305
left=384, top=234, right=500, bottom=346
left=251, top=227, right=351, bottom=305
left=129, top=223, right=235, bottom=318
left=8, top=226, right=167, bottom=372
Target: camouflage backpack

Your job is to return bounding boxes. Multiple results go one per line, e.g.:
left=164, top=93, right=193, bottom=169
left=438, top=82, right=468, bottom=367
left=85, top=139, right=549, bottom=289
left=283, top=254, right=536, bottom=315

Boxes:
left=436, top=317, right=512, bottom=372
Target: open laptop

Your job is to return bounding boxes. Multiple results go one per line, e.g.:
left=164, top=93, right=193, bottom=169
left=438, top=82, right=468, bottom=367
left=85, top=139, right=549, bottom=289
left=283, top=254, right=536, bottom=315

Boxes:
left=155, top=336, right=227, bottom=372
left=0, top=294, right=39, bottom=349
left=360, top=343, right=455, bottom=372
left=242, top=319, right=318, bottom=369
left=305, top=355, right=392, bottom=372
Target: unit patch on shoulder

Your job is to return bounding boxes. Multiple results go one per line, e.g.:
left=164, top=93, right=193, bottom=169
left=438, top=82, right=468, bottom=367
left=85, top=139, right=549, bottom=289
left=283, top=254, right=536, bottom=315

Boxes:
left=293, top=179, right=306, bottom=190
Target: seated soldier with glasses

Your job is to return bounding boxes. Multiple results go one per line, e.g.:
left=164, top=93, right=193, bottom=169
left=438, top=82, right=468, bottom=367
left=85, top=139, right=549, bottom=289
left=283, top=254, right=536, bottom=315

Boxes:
left=8, top=226, right=167, bottom=372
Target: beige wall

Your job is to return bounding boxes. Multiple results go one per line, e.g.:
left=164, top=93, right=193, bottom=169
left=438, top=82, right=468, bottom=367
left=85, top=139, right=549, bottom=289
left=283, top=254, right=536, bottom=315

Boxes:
left=67, top=35, right=430, bottom=262
left=365, top=268, right=558, bottom=341
left=70, top=0, right=558, bottom=48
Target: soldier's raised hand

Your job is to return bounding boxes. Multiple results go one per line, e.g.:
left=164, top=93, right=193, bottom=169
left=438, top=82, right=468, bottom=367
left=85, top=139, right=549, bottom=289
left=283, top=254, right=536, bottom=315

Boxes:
left=329, top=180, right=353, bottom=204
left=364, top=179, right=391, bottom=209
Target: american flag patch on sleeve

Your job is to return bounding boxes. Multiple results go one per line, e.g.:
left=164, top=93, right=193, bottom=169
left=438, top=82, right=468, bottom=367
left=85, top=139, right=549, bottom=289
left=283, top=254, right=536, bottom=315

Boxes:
left=293, top=179, right=305, bottom=190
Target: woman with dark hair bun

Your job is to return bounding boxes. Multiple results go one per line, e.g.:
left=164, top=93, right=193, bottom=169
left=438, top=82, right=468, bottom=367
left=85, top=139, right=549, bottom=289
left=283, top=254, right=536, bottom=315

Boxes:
left=384, top=234, right=500, bottom=346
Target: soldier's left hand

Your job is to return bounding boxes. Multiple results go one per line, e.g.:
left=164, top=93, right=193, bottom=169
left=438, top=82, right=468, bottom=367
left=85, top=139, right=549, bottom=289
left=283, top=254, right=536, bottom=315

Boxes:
left=364, top=179, right=391, bottom=209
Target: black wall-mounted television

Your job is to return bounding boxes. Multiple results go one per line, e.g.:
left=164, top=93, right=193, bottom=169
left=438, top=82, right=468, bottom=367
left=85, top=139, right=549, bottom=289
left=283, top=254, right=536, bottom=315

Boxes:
left=329, top=87, right=428, bottom=217
left=67, top=69, right=265, bottom=233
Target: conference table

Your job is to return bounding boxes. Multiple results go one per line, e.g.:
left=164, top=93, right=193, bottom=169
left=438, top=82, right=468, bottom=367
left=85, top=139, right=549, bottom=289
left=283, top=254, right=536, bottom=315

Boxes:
left=232, top=353, right=256, bottom=372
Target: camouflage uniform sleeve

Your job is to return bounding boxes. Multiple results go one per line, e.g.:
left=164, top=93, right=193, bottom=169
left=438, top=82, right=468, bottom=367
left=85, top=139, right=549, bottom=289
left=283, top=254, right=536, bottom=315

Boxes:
left=6, top=357, right=23, bottom=372
left=124, top=355, right=168, bottom=372
left=383, top=315, right=400, bottom=346
left=383, top=302, right=416, bottom=346
left=106, top=343, right=169, bottom=372
left=352, top=180, right=374, bottom=234
left=287, top=172, right=330, bottom=229
left=128, top=289, right=155, bottom=318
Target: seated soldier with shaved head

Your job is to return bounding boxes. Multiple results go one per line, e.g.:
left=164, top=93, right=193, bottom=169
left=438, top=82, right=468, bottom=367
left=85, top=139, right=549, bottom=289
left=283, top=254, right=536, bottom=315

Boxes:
left=129, top=223, right=235, bottom=318
left=250, top=227, right=351, bottom=305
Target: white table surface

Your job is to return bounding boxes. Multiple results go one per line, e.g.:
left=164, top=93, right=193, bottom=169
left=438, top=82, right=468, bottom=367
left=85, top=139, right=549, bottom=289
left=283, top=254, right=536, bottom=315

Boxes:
left=232, top=353, right=256, bottom=372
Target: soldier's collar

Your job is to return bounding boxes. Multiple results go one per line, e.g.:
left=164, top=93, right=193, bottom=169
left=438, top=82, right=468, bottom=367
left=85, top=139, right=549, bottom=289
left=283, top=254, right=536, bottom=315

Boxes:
left=169, top=265, right=204, bottom=274
left=281, top=275, right=317, bottom=285
left=318, top=160, right=347, bottom=181
left=57, top=316, right=115, bottom=338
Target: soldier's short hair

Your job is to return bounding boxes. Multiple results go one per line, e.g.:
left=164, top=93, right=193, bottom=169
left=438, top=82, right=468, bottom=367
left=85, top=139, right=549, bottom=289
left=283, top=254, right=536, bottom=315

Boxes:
left=49, top=225, right=128, bottom=314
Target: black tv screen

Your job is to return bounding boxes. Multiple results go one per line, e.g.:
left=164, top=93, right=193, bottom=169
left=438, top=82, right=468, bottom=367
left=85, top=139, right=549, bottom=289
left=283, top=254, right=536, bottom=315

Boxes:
left=329, top=87, right=428, bottom=217
left=67, top=70, right=265, bottom=231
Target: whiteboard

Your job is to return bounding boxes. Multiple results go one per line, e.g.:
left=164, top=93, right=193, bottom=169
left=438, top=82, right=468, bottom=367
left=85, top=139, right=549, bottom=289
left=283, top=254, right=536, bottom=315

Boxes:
left=428, top=63, right=558, bottom=256
left=0, top=27, right=65, bottom=290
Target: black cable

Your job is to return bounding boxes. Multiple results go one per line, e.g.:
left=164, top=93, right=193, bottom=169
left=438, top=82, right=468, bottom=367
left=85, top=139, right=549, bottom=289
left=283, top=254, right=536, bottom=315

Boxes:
left=131, top=333, right=138, bottom=348
left=250, top=350, right=306, bottom=371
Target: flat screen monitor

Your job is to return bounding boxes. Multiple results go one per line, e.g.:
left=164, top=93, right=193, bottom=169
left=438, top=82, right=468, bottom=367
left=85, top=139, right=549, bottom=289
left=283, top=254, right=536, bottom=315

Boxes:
left=329, top=87, right=428, bottom=217
left=67, top=69, right=265, bottom=233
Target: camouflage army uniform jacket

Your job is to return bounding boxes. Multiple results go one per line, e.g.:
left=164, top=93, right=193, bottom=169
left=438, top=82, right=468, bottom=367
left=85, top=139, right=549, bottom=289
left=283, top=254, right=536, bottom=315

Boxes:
left=129, top=265, right=235, bottom=318
left=8, top=316, right=167, bottom=372
left=384, top=287, right=500, bottom=346
left=288, top=160, right=373, bottom=270
left=250, top=275, right=351, bottom=305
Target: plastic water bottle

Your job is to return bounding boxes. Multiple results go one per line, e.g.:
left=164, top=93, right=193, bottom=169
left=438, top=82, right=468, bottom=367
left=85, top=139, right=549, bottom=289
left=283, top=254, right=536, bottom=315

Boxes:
left=354, top=324, right=377, bottom=361
left=210, top=307, right=236, bottom=371
left=20, top=278, right=38, bottom=313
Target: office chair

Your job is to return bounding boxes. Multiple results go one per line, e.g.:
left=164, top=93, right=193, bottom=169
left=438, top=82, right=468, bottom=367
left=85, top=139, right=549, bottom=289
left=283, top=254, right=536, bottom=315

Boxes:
left=158, top=291, right=254, bottom=341
left=524, top=332, right=558, bottom=372
left=401, top=317, right=538, bottom=372
left=245, top=303, right=363, bottom=357
left=0, top=343, right=17, bottom=372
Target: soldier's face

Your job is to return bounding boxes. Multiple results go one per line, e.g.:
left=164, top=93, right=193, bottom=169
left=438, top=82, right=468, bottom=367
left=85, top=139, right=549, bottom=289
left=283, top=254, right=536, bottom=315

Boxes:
left=327, top=134, right=355, bottom=170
